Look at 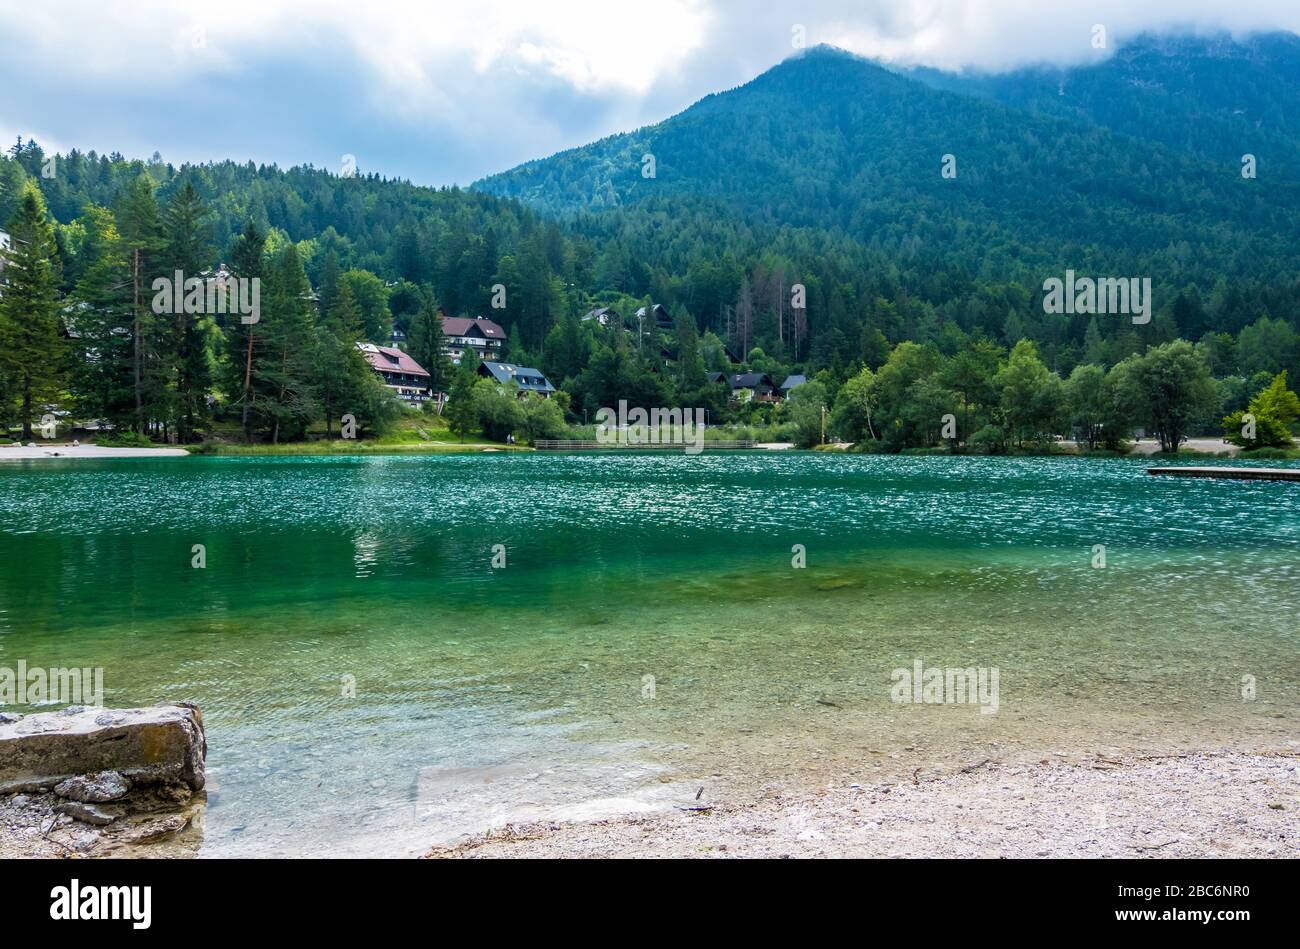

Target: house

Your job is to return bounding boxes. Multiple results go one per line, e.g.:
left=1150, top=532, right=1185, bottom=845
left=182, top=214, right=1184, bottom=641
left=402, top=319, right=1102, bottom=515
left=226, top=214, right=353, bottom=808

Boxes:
left=477, top=361, right=557, bottom=398
left=0, top=229, right=10, bottom=284
left=710, top=371, right=783, bottom=403
left=780, top=374, right=808, bottom=395
left=581, top=306, right=619, bottom=327
left=633, top=303, right=674, bottom=331
left=198, top=263, right=233, bottom=288
left=194, top=263, right=244, bottom=313
left=357, top=342, right=432, bottom=406
left=441, top=313, right=505, bottom=365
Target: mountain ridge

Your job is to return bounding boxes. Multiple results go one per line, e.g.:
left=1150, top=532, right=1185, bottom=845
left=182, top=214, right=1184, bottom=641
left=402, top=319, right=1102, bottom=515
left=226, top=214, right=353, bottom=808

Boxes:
left=474, top=32, right=1300, bottom=286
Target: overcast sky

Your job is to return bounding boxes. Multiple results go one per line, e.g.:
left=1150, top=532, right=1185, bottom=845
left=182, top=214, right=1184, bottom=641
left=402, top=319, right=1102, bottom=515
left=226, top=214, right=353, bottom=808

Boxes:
left=3, top=0, right=1298, bottom=186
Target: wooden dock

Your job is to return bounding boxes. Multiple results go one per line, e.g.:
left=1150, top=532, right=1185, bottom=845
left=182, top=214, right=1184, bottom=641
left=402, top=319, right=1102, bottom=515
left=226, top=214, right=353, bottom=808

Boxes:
left=1147, top=466, right=1300, bottom=482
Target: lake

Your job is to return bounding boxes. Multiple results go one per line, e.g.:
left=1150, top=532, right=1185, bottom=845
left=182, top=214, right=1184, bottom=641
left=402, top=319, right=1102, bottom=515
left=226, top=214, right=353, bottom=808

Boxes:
left=1, top=453, right=1296, bottom=855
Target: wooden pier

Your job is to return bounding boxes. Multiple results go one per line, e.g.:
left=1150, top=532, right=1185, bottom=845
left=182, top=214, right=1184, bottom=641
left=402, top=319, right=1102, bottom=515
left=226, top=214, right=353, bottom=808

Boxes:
left=1147, top=466, right=1300, bottom=482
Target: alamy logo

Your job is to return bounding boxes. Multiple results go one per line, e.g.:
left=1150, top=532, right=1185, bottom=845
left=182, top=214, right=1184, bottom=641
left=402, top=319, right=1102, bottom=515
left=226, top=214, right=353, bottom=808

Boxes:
left=595, top=401, right=706, bottom=455
left=50, top=880, right=151, bottom=930
left=0, top=661, right=103, bottom=707
left=1042, top=270, right=1151, bottom=324
left=151, top=269, right=260, bottom=324
left=890, top=660, right=999, bottom=714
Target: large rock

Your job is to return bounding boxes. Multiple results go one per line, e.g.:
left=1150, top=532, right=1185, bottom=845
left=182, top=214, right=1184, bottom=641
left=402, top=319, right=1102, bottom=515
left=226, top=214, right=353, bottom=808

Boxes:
left=0, top=703, right=205, bottom=793
left=54, top=800, right=117, bottom=826
left=55, top=771, right=132, bottom=802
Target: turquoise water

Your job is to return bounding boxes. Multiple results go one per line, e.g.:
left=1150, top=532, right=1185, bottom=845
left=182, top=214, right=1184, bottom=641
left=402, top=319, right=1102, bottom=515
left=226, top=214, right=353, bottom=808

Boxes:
left=1, top=453, right=1297, bottom=855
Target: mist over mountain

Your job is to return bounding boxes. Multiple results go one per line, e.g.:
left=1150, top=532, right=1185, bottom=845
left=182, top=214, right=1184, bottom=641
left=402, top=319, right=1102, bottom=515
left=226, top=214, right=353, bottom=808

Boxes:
left=907, top=32, right=1300, bottom=169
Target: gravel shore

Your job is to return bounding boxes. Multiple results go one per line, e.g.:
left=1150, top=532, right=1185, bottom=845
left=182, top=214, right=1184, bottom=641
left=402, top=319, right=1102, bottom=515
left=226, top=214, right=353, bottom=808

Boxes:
left=0, top=787, right=203, bottom=859
left=427, top=751, right=1298, bottom=859
left=0, top=444, right=189, bottom=460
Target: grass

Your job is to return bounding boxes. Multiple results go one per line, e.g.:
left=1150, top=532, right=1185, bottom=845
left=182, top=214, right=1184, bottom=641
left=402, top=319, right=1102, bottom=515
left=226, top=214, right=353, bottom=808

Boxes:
left=1237, top=446, right=1300, bottom=460
left=190, top=440, right=529, bottom=456
left=185, top=413, right=529, bottom=455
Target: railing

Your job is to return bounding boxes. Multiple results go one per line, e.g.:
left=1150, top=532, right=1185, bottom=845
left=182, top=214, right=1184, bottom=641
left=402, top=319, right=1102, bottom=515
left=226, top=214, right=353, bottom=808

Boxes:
left=534, top=439, right=756, bottom=451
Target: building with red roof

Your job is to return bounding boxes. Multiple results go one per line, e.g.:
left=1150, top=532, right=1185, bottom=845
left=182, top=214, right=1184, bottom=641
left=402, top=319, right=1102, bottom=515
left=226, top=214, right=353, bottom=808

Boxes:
left=440, top=314, right=505, bottom=365
left=356, top=342, right=432, bottom=406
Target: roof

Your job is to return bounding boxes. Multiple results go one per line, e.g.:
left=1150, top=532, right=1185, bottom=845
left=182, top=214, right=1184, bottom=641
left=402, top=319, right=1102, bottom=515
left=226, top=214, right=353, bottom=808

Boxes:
left=582, top=306, right=618, bottom=323
left=730, top=372, right=778, bottom=390
left=634, top=303, right=673, bottom=326
left=479, top=361, right=556, bottom=393
left=709, top=371, right=779, bottom=390
left=356, top=342, right=430, bottom=378
left=442, top=316, right=505, bottom=340
left=781, top=374, right=808, bottom=391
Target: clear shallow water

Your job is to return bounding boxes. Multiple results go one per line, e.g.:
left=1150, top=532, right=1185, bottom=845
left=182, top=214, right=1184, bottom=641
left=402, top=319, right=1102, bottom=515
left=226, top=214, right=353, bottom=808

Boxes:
left=0, top=453, right=1297, bottom=855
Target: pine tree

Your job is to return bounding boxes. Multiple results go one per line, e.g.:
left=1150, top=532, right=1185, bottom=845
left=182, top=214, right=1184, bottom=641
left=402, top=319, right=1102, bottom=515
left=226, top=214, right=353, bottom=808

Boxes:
left=314, top=280, right=372, bottom=438
left=161, top=180, right=215, bottom=441
left=408, top=286, right=451, bottom=398
left=254, top=245, right=318, bottom=443
left=318, top=249, right=341, bottom=319
left=542, top=310, right=586, bottom=384
left=444, top=365, right=479, bottom=441
left=1082, top=317, right=1107, bottom=366
left=0, top=151, right=29, bottom=227
left=673, top=306, right=706, bottom=390
left=70, top=205, right=136, bottom=428
left=113, top=173, right=165, bottom=433
left=227, top=220, right=265, bottom=441
left=505, top=322, right=531, bottom=365
left=0, top=181, right=67, bottom=440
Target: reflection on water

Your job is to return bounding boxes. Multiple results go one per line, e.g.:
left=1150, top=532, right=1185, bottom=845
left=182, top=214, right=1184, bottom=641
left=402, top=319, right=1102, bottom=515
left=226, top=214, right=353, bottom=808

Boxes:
left=0, top=453, right=1297, bottom=855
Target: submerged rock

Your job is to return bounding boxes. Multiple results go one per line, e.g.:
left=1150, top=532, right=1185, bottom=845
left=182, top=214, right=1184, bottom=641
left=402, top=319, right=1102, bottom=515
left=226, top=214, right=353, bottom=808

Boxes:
left=0, top=703, right=206, bottom=794
left=120, top=813, right=191, bottom=843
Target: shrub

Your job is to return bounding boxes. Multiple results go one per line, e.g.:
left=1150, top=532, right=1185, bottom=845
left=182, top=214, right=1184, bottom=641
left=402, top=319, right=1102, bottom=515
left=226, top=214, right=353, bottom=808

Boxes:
left=96, top=430, right=155, bottom=448
left=1223, top=371, right=1300, bottom=449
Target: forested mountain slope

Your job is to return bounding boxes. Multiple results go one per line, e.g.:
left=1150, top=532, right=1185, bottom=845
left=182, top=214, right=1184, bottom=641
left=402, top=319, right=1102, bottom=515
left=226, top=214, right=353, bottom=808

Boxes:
left=476, top=41, right=1300, bottom=286
left=908, top=32, right=1300, bottom=173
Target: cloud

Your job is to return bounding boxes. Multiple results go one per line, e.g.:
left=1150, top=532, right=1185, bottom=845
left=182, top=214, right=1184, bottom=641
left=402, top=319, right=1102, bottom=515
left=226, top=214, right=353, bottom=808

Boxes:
left=810, top=0, right=1300, bottom=70
left=1, top=0, right=1298, bottom=186
left=0, top=0, right=715, bottom=183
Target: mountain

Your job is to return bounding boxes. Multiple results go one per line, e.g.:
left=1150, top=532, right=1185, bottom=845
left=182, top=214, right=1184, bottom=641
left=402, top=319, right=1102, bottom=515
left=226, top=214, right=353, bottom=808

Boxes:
left=475, top=38, right=1300, bottom=285
left=12, top=32, right=1300, bottom=386
left=908, top=32, right=1300, bottom=171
